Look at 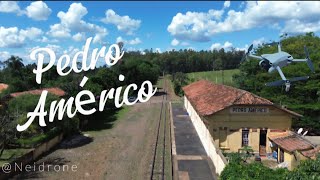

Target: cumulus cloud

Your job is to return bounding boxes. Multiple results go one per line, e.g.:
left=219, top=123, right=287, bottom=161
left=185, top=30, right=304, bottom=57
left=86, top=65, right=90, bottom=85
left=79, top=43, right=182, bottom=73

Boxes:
left=116, top=36, right=142, bottom=45
left=48, top=23, right=71, bottom=38
left=171, top=39, right=179, bottom=46
left=0, top=1, right=52, bottom=20
left=102, top=9, right=141, bottom=35
left=224, top=1, right=230, bottom=8
left=72, top=32, right=86, bottom=42
left=168, top=1, right=320, bottom=42
left=210, top=41, right=233, bottom=50
left=167, top=9, right=224, bottom=42
left=36, top=36, right=58, bottom=43
left=0, top=1, right=21, bottom=14
left=48, top=3, right=108, bottom=44
left=0, top=26, right=42, bottom=48
left=25, top=1, right=51, bottom=21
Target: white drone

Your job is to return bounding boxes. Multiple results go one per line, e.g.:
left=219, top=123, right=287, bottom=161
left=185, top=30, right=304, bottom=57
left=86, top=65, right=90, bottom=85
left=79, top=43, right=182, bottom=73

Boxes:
left=241, top=41, right=315, bottom=92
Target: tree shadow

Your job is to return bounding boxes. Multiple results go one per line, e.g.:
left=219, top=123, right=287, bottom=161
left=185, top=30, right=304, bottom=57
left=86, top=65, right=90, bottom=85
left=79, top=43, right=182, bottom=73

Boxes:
left=153, top=91, right=167, bottom=97
left=58, top=134, right=93, bottom=149
left=80, top=107, right=122, bottom=131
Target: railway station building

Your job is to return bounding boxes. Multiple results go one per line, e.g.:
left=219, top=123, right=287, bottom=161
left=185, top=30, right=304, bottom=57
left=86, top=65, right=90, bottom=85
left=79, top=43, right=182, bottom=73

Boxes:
left=183, top=80, right=319, bottom=170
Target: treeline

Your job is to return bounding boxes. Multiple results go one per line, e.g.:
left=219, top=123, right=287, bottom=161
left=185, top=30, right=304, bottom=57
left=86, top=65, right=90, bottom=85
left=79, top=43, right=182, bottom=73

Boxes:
left=123, top=48, right=244, bottom=74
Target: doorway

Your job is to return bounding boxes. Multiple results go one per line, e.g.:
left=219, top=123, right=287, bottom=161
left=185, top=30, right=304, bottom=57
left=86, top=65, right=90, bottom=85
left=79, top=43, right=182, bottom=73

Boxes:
left=259, top=129, right=267, bottom=156
left=279, top=148, right=284, bottom=163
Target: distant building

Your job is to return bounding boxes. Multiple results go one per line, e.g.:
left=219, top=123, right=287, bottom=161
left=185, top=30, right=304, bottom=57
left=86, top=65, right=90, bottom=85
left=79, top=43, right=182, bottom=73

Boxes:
left=0, top=83, right=8, bottom=93
left=0, top=87, right=66, bottom=105
left=9, top=87, right=66, bottom=98
left=183, top=80, right=319, bottom=170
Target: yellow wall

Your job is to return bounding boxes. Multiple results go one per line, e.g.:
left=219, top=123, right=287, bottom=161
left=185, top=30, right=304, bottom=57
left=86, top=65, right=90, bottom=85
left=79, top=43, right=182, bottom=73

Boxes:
left=207, top=105, right=293, bottom=154
left=277, top=147, right=308, bottom=170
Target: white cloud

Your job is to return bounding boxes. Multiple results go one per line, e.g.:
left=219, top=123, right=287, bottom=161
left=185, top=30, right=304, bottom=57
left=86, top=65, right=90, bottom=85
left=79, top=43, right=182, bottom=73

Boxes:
left=0, top=26, right=42, bottom=48
left=167, top=10, right=224, bottom=42
left=116, top=36, right=141, bottom=45
left=155, top=48, right=162, bottom=53
left=48, top=3, right=108, bottom=44
left=283, top=19, right=320, bottom=33
left=25, top=1, right=51, bottom=21
left=0, top=51, right=10, bottom=61
left=20, top=27, right=43, bottom=39
left=171, top=38, right=179, bottom=46
left=210, top=41, right=233, bottom=50
left=72, top=32, right=86, bottom=42
left=252, top=37, right=266, bottom=46
left=48, top=23, right=71, bottom=38
left=224, top=1, right=230, bottom=8
left=168, top=1, right=320, bottom=42
left=0, top=1, right=21, bottom=14
left=235, top=44, right=249, bottom=52
left=102, top=9, right=141, bottom=35
left=128, top=38, right=141, bottom=45
left=36, top=36, right=58, bottom=43
left=116, top=36, right=125, bottom=43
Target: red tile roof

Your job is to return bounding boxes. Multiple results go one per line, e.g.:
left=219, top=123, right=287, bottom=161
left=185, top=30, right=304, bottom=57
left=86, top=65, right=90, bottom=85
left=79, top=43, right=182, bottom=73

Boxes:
left=269, top=131, right=315, bottom=153
left=0, top=83, right=8, bottom=92
left=300, top=146, right=320, bottom=159
left=183, top=80, right=273, bottom=116
left=10, top=87, right=66, bottom=98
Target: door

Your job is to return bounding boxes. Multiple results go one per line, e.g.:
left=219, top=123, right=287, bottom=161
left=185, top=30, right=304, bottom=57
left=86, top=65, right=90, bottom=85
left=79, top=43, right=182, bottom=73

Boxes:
left=279, top=148, right=284, bottom=163
left=259, top=129, right=267, bottom=156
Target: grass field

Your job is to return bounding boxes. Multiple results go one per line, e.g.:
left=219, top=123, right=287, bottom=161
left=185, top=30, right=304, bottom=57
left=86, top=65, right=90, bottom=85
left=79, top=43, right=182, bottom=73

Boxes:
left=187, top=69, right=240, bottom=86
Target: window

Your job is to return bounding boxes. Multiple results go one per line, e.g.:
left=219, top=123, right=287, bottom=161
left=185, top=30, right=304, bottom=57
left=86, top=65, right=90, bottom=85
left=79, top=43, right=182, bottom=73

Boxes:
left=242, top=129, right=249, bottom=146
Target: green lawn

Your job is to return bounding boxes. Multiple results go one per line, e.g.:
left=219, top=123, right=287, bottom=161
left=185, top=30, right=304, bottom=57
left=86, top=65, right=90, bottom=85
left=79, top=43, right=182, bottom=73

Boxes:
left=187, top=69, right=240, bottom=86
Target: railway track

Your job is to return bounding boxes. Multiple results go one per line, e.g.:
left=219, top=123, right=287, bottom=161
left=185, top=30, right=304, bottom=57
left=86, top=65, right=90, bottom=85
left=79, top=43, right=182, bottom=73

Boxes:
left=150, top=76, right=171, bottom=180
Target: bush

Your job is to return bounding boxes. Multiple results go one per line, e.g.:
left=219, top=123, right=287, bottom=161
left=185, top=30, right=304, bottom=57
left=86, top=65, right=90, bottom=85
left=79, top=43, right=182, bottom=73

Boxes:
left=220, top=161, right=288, bottom=180
left=287, top=154, right=320, bottom=179
left=171, top=72, right=189, bottom=96
left=221, top=153, right=320, bottom=180
left=15, top=127, right=61, bottom=147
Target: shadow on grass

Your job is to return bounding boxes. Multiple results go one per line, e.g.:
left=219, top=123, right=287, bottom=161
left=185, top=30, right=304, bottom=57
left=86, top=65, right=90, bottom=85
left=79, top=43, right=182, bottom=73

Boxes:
left=80, top=107, right=124, bottom=131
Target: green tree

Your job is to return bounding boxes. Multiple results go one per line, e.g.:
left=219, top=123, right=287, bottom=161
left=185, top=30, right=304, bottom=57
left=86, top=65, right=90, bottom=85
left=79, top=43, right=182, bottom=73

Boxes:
left=234, top=32, right=320, bottom=134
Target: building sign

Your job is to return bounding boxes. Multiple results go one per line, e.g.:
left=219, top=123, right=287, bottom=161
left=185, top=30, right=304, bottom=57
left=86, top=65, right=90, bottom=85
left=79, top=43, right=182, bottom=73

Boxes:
left=230, top=106, right=269, bottom=114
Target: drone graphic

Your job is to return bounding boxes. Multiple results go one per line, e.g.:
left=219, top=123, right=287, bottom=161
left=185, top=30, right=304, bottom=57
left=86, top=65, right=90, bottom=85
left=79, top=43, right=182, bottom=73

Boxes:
left=241, top=41, right=315, bottom=92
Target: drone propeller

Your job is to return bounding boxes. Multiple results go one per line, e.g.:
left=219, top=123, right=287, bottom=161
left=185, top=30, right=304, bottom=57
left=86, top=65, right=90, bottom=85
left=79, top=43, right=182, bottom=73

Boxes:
left=265, top=76, right=309, bottom=87
left=241, top=44, right=253, bottom=63
left=265, top=79, right=286, bottom=87
left=304, top=46, right=315, bottom=73
left=289, top=76, right=309, bottom=82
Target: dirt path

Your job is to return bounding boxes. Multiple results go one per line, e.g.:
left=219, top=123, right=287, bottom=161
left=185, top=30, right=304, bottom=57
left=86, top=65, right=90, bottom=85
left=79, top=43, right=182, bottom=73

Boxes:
left=14, top=94, right=164, bottom=180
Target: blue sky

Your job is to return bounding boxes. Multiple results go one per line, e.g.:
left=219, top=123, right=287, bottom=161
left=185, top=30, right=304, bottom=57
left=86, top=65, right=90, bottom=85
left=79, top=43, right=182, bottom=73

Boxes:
left=1, top=1, right=320, bottom=64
